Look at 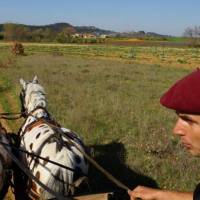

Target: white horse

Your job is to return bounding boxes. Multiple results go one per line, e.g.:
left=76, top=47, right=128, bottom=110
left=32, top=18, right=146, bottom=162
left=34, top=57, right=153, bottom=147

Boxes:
left=19, top=76, right=89, bottom=199
left=0, top=123, right=12, bottom=199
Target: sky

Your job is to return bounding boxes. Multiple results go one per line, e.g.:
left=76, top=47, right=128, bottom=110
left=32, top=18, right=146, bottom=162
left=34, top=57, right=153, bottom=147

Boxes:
left=0, top=0, right=200, bottom=36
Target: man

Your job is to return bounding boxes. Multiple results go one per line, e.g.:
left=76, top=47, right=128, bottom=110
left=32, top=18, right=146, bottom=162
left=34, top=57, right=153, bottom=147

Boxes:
left=129, top=69, right=200, bottom=200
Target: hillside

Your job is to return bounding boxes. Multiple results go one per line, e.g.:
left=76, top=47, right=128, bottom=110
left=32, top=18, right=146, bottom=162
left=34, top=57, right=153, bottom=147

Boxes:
left=0, top=22, right=116, bottom=35
left=0, top=22, right=170, bottom=38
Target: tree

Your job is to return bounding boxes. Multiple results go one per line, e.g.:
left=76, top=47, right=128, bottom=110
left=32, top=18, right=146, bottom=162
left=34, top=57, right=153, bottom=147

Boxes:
left=183, top=26, right=200, bottom=38
left=63, top=27, right=76, bottom=35
left=193, top=26, right=200, bottom=37
left=0, top=33, right=4, bottom=40
left=183, top=26, right=200, bottom=47
left=56, top=27, right=76, bottom=43
left=31, top=28, right=44, bottom=42
left=3, top=23, right=17, bottom=41
left=3, top=23, right=30, bottom=41
left=15, top=25, right=30, bottom=41
left=56, top=32, right=68, bottom=43
left=42, top=28, right=57, bottom=42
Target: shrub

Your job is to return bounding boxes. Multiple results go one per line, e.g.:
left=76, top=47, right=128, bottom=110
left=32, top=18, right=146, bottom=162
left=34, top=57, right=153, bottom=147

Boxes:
left=128, top=47, right=136, bottom=59
left=11, top=42, right=24, bottom=55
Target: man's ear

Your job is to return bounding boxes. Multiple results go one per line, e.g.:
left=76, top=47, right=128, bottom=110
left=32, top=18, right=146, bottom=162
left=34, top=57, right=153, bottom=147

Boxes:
left=33, top=76, right=38, bottom=84
left=19, top=78, right=26, bottom=89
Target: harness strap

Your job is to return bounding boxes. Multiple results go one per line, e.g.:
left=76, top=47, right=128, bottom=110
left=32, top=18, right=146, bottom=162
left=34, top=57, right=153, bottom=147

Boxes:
left=0, top=112, right=23, bottom=120
left=0, top=141, right=86, bottom=176
left=1, top=143, right=70, bottom=200
left=62, top=133, right=130, bottom=192
left=20, top=114, right=61, bottom=139
left=20, top=118, right=48, bottom=139
left=0, top=116, right=23, bottom=120
left=0, top=112, right=22, bottom=115
left=24, top=119, right=45, bottom=133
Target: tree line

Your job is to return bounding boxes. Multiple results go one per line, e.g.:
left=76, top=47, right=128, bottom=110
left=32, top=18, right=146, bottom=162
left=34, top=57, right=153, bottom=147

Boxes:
left=183, top=26, right=200, bottom=47
left=0, top=23, right=105, bottom=43
left=183, top=26, right=200, bottom=38
left=1, top=23, right=200, bottom=47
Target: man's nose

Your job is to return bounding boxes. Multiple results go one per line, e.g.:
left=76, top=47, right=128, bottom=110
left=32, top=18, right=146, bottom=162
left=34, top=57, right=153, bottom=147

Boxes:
left=173, top=118, right=185, bottom=136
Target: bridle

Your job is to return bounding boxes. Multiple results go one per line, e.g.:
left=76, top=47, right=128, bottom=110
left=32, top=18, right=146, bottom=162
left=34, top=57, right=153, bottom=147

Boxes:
left=20, top=90, right=28, bottom=118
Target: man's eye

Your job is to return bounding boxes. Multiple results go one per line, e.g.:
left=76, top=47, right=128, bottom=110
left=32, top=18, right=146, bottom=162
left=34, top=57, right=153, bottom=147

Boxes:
left=180, top=117, right=194, bottom=124
left=185, top=118, right=195, bottom=125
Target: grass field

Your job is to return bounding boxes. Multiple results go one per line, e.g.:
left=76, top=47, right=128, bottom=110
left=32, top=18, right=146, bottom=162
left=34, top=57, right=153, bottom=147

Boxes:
left=0, top=43, right=200, bottom=198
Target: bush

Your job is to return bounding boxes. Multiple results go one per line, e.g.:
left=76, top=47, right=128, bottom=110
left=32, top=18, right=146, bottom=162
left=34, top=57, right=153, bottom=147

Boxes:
left=188, top=38, right=200, bottom=48
left=128, top=47, right=136, bottom=59
left=11, top=42, right=24, bottom=55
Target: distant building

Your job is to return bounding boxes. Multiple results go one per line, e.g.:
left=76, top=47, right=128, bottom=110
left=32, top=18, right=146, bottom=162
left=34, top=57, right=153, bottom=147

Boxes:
left=100, top=34, right=110, bottom=38
left=72, top=33, right=97, bottom=38
left=72, top=33, right=83, bottom=38
left=83, top=33, right=96, bottom=38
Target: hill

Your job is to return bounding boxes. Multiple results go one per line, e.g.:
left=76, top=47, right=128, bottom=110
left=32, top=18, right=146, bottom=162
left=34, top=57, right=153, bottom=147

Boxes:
left=0, top=22, right=172, bottom=38
left=0, top=22, right=116, bottom=36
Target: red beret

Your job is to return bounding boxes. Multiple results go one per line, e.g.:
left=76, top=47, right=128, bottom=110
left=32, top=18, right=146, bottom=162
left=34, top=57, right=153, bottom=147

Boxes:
left=160, top=69, right=200, bottom=114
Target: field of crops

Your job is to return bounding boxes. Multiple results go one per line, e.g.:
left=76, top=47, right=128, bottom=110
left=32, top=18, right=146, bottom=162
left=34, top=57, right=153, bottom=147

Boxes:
left=0, top=43, right=200, bottom=199
left=1, top=42, right=200, bottom=68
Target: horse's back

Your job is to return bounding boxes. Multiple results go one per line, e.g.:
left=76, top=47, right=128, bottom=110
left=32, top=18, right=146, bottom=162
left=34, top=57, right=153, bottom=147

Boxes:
left=20, top=123, right=89, bottom=198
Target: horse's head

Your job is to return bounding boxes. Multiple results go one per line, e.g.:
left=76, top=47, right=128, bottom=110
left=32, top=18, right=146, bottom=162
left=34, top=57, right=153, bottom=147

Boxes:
left=19, top=76, right=46, bottom=115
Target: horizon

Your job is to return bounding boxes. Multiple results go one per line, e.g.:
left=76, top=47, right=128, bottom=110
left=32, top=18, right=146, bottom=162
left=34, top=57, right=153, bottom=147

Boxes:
left=1, top=0, right=200, bottom=36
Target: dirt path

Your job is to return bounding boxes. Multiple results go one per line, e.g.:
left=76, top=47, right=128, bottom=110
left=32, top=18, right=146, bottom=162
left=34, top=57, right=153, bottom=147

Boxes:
left=0, top=103, right=11, bottom=132
left=0, top=79, right=18, bottom=200
left=4, top=92, right=23, bottom=131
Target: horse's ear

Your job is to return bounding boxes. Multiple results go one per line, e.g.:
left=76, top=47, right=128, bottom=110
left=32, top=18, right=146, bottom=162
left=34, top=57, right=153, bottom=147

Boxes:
left=33, top=76, right=38, bottom=84
left=20, top=78, right=26, bottom=89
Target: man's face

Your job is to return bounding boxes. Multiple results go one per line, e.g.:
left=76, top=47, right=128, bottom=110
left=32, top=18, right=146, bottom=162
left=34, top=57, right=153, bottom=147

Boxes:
left=173, top=112, right=200, bottom=156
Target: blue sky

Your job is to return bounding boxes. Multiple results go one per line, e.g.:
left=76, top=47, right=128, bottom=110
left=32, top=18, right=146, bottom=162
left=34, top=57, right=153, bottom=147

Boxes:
left=0, top=0, right=200, bottom=36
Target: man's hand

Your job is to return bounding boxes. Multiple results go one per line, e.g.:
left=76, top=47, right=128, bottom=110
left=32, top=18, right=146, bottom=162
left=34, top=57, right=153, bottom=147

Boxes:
left=128, top=186, right=163, bottom=200
left=128, top=186, right=193, bottom=200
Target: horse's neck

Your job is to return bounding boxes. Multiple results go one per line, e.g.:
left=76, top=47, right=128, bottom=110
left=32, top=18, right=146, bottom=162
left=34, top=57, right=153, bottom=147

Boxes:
left=26, top=91, right=46, bottom=114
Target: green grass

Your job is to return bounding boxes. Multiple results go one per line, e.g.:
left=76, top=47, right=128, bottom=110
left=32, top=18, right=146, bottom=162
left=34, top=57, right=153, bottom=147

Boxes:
left=165, top=37, right=188, bottom=42
left=0, top=45, right=199, bottom=194
left=0, top=74, right=22, bottom=129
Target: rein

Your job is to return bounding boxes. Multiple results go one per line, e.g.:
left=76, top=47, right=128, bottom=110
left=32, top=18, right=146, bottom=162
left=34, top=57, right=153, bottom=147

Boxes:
left=0, top=141, right=69, bottom=200
left=61, top=132, right=131, bottom=191
left=23, top=117, right=131, bottom=192
left=0, top=112, right=24, bottom=120
left=0, top=141, right=86, bottom=176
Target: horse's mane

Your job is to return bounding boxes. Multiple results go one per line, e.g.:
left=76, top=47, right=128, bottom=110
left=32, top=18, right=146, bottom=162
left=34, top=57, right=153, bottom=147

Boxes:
left=26, top=83, right=45, bottom=98
left=25, top=83, right=46, bottom=112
